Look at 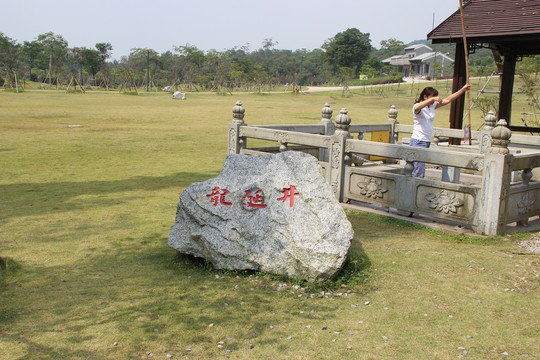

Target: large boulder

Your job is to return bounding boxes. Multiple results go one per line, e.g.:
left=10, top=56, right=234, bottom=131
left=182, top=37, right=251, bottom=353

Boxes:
left=168, top=151, right=353, bottom=281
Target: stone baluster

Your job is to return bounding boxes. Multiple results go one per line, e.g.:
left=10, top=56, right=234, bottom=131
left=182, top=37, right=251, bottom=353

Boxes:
left=474, top=119, right=513, bottom=235
left=384, top=105, right=399, bottom=164
left=336, top=108, right=352, bottom=166
left=319, top=103, right=334, bottom=162
left=479, top=110, right=497, bottom=153
left=484, top=110, right=497, bottom=129
left=228, top=101, right=247, bottom=154
left=522, top=168, right=533, bottom=186
left=320, top=103, right=335, bottom=135
left=328, top=108, right=351, bottom=202
left=386, top=105, right=399, bottom=144
left=490, top=119, right=512, bottom=154
left=335, top=108, right=351, bottom=137
left=404, top=160, right=414, bottom=176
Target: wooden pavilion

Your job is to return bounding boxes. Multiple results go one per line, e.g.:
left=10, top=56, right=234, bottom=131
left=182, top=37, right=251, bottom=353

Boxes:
left=427, top=0, right=540, bottom=141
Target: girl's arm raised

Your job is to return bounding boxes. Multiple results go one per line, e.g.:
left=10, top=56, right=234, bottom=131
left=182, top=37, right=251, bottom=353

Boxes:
left=436, top=84, right=471, bottom=108
left=414, top=96, right=440, bottom=114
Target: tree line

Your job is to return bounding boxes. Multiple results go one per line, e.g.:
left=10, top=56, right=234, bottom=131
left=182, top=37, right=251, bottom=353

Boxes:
left=1, top=28, right=528, bottom=93
left=0, top=28, right=413, bottom=92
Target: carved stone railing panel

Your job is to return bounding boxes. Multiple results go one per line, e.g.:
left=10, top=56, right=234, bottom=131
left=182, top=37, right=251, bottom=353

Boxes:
left=416, top=185, right=476, bottom=220
left=346, top=172, right=396, bottom=207
left=507, top=184, right=540, bottom=225
left=345, top=166, right=478, bottom=222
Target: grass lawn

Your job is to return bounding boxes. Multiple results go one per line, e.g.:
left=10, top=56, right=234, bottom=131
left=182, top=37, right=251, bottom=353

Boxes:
left=1, top=87, right=538, bottom=359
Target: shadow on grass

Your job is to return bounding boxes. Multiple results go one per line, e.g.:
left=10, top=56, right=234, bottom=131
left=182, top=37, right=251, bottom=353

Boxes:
left=1, top=208, right=375, bottom=358
left=0, top=171, right=219, bottom=220
left=347, top=209, right=506, bottom=245
left=1, top=227, right=372, bottom=355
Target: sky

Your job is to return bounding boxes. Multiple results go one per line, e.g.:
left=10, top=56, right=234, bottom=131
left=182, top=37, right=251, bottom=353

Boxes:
left=0, top=0, right=460, bottom=60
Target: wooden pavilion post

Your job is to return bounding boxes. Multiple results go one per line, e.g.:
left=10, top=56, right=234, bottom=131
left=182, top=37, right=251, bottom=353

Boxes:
left=498, top=52, right=517, bottom=125
left=448, top=43, right=467, bottom=145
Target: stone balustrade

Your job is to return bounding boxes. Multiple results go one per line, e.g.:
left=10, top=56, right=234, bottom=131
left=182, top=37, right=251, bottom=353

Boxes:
left=228, top=101, right=540, bottom=235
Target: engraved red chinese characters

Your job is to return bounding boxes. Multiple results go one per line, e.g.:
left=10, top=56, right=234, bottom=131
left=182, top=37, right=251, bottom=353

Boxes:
left=206, top=186, right=233, bottom=206
left=243, top=189, right=267, bottom=209
left=276, top=185, right=300, bottom=208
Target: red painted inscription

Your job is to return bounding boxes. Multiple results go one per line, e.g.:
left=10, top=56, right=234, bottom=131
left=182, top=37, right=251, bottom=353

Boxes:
left=206, top=186, right=232, bottom=206
left=276, top=185, right=300, bottom=208
left=243, top=189, right=267, bottom=209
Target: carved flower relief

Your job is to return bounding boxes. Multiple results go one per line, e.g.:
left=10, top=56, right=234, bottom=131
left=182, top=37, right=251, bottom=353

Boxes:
left=517, top=192, right=535, bottom=215
left=425, top=190, right=464, bottom=214
left=358, top=177, right=388, bottom=199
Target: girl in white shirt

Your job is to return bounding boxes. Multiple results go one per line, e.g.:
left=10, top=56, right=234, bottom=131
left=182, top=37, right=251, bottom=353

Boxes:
left=410, top=84, right=471, bottom=178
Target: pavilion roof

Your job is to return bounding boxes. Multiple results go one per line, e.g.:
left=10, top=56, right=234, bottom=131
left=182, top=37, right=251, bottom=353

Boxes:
left=428, top=0, right=540, bottom=54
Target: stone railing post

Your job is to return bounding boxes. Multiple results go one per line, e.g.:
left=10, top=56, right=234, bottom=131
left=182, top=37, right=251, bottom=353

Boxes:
left=384, top=105, right=399, bottom=164
left=228, top=101, right=246, bottom=154
left=328, top=108, right=351, bottom=201
left=479, top=110, right=497, bottom=154
left=474, top=119, right=513, bottom=235
left=395, top=150, right=416, bottom=216
left=320, top=103, right=335, bottom=135
left=318, top=103, right=334, bottom=162
left=335, top=108, right=351, bottom=137
left=386, top=105, right=399, bottom=144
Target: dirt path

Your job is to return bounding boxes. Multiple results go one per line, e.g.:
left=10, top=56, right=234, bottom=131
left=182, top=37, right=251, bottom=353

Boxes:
left=305, top=77, right=432, bottom=93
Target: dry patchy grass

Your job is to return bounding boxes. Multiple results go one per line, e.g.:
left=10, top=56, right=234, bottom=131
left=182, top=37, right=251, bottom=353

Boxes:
left=0, top=89, right=538, bottom=359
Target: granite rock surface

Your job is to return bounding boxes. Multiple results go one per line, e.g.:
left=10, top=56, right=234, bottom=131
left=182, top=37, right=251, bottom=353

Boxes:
left=168, top=151, right=353, bottom=281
